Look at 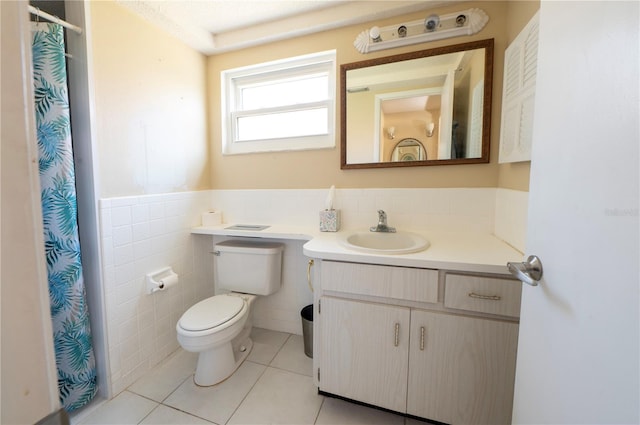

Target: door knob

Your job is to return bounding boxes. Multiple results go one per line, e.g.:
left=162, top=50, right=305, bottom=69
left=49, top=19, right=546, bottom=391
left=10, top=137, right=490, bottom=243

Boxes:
left=507, top=255, right=543, bottom=286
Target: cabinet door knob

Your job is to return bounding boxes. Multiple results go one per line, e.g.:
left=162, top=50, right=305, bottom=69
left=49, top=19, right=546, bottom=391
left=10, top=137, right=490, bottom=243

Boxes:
left=420, top=326, right=425, bottom=351
left=394, top=323, right=400, bottom=347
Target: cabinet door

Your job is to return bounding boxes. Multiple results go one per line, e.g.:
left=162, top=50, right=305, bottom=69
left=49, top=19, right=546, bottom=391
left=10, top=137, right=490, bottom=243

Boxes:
left=498, top=11, right=539, bottom=163
left=319, top=296, right=410, bottom=413
left=408, top=310, right=519, bottom=425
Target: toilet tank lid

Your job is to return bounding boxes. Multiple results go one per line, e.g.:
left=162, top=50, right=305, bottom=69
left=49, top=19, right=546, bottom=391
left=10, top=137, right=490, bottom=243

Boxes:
left=215, top=240, right=283, bottom=254
left=179, top=295, right=244, bottom=331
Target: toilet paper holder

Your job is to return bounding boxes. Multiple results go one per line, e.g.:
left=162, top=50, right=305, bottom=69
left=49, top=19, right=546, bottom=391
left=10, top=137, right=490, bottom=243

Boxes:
left=146, top=266, right=179, bottom=294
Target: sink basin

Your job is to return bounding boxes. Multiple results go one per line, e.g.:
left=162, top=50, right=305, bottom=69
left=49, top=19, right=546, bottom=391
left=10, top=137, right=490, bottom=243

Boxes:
left=340, top=231, right=430, bottom=255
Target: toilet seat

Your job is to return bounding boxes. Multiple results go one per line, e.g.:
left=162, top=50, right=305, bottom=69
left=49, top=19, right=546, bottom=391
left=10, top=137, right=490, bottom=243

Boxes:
left=179, top=295, right=244, bottom=332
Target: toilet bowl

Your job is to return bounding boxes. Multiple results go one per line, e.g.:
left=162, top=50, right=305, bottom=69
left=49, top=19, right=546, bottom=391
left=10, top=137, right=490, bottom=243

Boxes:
left=176, top=240, right=283, bottom=386
left=177, top=292, right=256, bottom=386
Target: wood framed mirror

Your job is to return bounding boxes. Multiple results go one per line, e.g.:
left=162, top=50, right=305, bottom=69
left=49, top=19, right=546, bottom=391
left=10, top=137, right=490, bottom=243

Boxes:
left=341, top=39, right=494, bottom=169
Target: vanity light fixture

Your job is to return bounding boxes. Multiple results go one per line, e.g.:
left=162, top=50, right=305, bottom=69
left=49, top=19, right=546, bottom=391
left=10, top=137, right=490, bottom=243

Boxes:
left=354, top=8, right=489, bottom=54
left=426, top=122, right=435, bottom=138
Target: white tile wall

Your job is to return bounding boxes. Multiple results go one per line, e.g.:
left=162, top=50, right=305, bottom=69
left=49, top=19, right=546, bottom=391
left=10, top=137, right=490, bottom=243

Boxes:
left=99, top=191, right=212, bottom=395
left=210, top=187, right=498, bottom=233
left=98, top=187, right=528, bottom=396
left=494, top=188, right=529, bottom=253
left=210, top=236, right=313, bottom=335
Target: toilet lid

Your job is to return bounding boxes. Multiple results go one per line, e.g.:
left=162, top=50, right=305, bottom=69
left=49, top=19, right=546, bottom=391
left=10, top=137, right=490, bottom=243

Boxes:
left=179, top=295, right=244, bottom=331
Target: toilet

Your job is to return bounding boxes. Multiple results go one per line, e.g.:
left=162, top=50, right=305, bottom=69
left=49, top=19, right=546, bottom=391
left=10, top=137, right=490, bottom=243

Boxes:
left=176, top=239, right=283, bottom=386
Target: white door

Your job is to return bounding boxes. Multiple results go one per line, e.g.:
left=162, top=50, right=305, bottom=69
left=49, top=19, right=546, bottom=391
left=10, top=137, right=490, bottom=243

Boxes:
left=512, top=2, right=639, bottom=424
left=438, top=70, right=454, bottom=159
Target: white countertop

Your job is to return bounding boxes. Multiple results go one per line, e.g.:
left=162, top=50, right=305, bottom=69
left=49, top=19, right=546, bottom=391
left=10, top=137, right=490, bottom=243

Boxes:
left=192, top=224, right=314, bottom=240
left=191, top=224, right=524, bottom=275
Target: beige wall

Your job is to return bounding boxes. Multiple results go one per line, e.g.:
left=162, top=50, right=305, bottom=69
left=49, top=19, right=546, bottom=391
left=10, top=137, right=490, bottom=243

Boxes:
left=382, top=111, right=437, bottom=161
left=90, top=1, right=210, bottom=198
left=90, top=1, right=538, bottom=194
left=207, top=1, right=528, bottom=190
left=344, top=90, right=376, bottom=163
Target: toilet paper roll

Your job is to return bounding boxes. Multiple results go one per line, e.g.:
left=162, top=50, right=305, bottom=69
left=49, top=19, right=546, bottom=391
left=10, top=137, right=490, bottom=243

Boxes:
left=202, top=211, right=222, bottom=226
left=158, top=273, right=178, bottom=290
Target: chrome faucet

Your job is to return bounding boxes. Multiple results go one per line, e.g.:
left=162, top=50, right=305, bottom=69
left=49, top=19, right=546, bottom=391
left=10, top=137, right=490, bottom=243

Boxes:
left=370, top=210, right=396, bottom=233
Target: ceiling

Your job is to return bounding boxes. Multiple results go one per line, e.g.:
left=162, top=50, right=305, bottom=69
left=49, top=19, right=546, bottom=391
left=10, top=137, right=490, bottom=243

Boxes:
left=116, top=0, right=454, bottom=55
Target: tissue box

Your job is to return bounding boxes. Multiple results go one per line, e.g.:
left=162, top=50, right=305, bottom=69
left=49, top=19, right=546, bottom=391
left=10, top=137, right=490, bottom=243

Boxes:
left=319, top=209, right=340, bottom=232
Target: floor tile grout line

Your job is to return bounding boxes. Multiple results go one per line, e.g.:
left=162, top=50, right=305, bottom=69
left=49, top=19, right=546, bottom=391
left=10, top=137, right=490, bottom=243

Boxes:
left=266, top=362, right=314, bottom=378
left=159, top=372, right=194, bottom=404
left=121, top=329, right=315, bottom=425
left=313, top=396, right=327, bottom=424
left=123, top=388, right=160, bottom=405
left=125, top=352, right=209, bottom=423
left=135, top=373, right=223, bottom=425
left=251, top=332, right=292, bottom=365
left=222, top=360, right=271, bottom=425
left=266, top=332, right=315, bottom=378
left=158, top=402, right=219, bottom=425
left=136, top=400, right=161, bottom=425
left=224, top=332, right=297, bottom=424
left=154, top=371, right=223, bottom=424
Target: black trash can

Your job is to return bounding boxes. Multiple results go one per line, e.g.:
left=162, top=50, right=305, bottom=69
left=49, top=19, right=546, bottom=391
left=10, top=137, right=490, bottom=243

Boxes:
left=301, top=304, right=313, bottom=358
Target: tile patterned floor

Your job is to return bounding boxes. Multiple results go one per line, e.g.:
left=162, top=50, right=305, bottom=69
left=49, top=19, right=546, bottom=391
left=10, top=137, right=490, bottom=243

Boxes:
left=74, top=328, right=420, bottom=425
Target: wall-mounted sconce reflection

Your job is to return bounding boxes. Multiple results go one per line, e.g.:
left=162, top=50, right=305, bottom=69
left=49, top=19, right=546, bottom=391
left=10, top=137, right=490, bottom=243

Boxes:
left=347, top=86, right=370, bottom=94
left=426, top=122, right=435, bottom=138
left=386, top=127, right=396, bottom=140
left=354, top=7, right=488, bottom=54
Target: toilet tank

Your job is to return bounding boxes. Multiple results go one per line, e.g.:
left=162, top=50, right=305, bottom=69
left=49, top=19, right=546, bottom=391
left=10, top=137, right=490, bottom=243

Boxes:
left=214, top=240, right=283, bottom=295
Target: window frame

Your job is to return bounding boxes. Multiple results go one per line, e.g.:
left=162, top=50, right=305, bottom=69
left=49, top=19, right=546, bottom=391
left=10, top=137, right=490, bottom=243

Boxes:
left=221, top=50, right=336, bottom=155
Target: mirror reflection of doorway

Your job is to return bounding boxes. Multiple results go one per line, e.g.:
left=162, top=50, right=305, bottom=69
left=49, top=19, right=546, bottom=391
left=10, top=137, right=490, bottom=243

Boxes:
left=391, top=138, right=426, bottom=162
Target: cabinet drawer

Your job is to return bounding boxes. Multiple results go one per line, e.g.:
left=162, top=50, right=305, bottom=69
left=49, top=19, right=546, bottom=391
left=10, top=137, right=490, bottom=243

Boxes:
left=444, top=274, right=521, bottom=318
left=321, top=261, right=438, bottom=303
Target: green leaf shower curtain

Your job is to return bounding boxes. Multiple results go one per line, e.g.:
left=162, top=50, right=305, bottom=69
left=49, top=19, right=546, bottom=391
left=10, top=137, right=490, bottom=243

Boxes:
left=31, top=22, right=97, bottom=412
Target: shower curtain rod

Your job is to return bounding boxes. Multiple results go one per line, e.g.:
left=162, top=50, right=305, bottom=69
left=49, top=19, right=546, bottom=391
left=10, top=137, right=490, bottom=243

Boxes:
left=28, top=5, right=83, bottom=35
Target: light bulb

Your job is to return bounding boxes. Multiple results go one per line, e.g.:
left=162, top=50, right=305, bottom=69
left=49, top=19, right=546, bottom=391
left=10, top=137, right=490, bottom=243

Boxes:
left=425, top=14, right=440, bottom=32
left=369, top=26, right=382, bottom=42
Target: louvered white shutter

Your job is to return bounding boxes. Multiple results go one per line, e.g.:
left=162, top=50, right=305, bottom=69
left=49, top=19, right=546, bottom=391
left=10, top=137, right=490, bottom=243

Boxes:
left=499, top=12, right=539, bottom=163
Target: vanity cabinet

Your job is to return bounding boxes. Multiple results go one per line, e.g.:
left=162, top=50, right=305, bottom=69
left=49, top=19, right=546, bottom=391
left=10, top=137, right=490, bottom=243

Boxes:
left=407, top=310, right=518, bottom=424
left=319, top=297, right=410, bottom=412
left=315, top=260, right=520, bottom=425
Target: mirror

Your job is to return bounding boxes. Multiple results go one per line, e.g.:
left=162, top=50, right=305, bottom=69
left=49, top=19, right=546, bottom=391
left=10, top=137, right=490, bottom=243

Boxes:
left=341, top=39, right=493, bottom=169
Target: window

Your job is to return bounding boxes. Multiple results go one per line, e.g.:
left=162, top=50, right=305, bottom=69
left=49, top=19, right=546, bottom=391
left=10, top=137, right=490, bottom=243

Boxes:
left=221, top=50, right=336, bottom=155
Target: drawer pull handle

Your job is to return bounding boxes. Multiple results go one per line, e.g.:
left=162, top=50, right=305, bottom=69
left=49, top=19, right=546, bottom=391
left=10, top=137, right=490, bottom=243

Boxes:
left=468, top=292, right=501, bottom=301
left=394, top=323, right=400, bottom=347
left=307, top=259, right=314, bottom=293
left=420, top=326, right=425, bottom=351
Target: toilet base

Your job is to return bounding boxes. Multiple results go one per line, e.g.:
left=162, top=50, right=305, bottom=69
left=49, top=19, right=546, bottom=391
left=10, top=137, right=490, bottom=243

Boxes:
left=194, top=337, right=253, bottom=386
